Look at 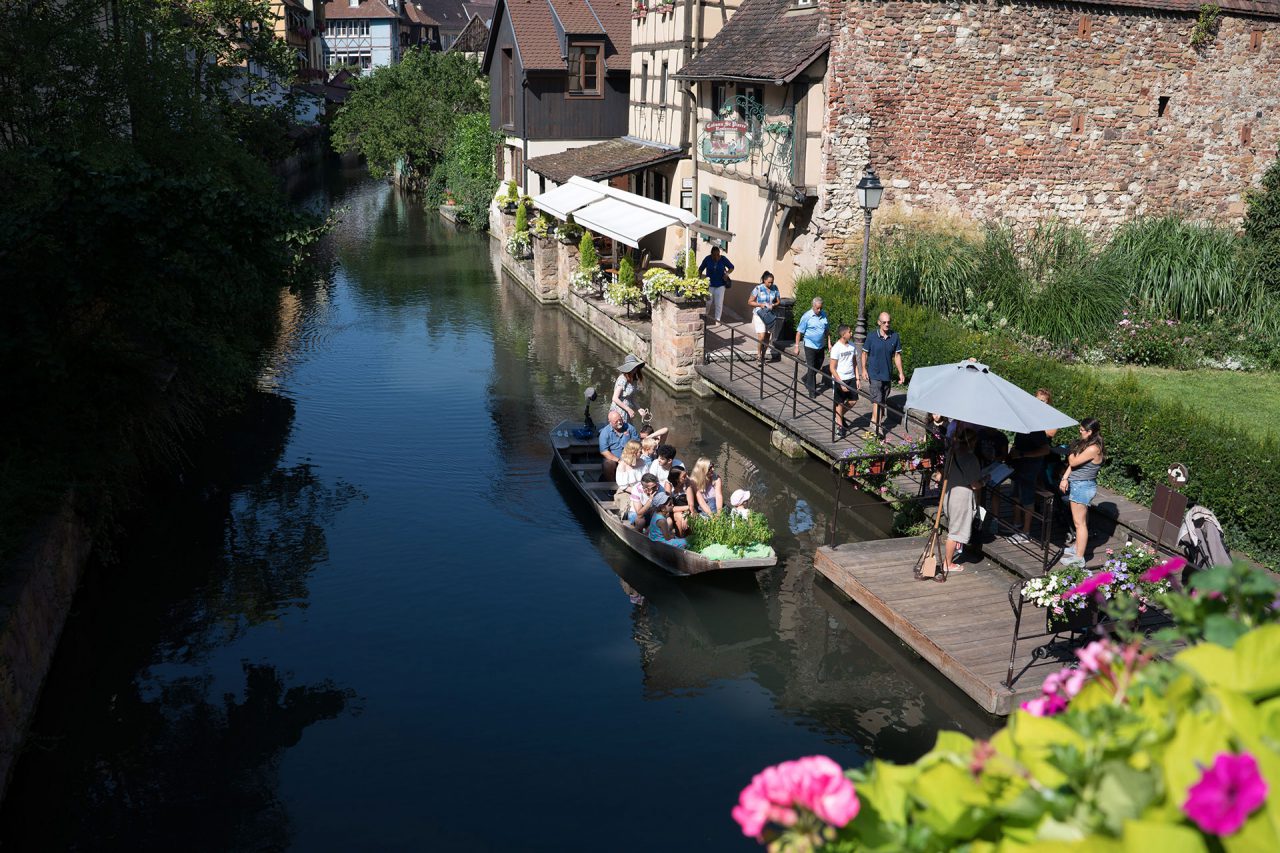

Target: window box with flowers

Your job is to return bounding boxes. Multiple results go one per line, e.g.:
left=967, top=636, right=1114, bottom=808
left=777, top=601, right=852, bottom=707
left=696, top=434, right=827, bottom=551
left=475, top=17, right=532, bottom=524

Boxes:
left=631, top=0, right=648, bottom=18
left=656, top=2, right=674, bottom=13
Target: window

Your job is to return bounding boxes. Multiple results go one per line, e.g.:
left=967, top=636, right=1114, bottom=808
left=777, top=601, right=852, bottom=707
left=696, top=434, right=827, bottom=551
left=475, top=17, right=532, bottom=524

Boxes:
left=1157, top=95, right=1170, bottom=118
left=1251, top=30, right=1263, bottom=51
left=329, top=19, right=371, bottom=37
left=1078, top=15, right=1091, bottom=38
left=640, top=60, right=649, bottom=104
left=699, top=192, right=730, bottom=244
left=327, top=49, right=372, bottom=71
left=502, top=48, right=514, bottom=126
left=643, top=170, right=668, bottom=203
left=711, top=82, right=729, bottom=116
left=791, top=0, right=816, bottom=7
left=568, top=43, right=602, bottom=96
left=660, top=61, right=668, bottom=105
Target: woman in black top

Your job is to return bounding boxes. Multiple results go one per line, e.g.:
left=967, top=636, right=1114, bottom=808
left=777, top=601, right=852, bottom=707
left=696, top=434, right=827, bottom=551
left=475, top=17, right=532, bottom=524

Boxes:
left=668, top=466, right=692, bottom=537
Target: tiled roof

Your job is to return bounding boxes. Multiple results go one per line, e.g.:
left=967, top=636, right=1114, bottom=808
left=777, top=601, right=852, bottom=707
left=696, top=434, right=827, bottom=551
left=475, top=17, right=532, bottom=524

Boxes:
left=462, top=1, right=496, bottom=23
left=548, top=0, right=603, bottom=34
left=676, top=0, right=827, bottom=83
left=493, top=0, right=629, bottom=71
left=415, top=0, right=471, bottom=26
left=323, top=0, right=401, bottom=19
left=449, top=13, right=491, bottom=50
left=1082, top=0, right=1280, bottom=16
left=527, top=138, right=684, bottom=183
left=404, top=1, right=439, bottom=24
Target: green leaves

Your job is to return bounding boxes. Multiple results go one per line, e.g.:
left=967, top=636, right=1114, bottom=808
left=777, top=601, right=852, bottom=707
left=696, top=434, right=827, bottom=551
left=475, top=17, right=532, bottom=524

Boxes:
left=1177, top=624, right=1280, bottom=699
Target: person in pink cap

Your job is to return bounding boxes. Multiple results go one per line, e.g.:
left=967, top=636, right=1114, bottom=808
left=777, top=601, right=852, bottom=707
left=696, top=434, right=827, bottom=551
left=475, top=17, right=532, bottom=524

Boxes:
left=730, top=489, right=752, bottom=520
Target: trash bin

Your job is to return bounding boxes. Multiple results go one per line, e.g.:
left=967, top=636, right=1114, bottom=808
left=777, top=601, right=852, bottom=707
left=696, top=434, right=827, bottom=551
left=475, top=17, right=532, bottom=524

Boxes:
left=778, top=297, right=797, bottom=342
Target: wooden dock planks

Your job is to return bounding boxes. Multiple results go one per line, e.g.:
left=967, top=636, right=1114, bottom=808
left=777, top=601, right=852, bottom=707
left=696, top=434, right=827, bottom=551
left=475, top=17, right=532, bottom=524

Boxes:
left=814, top=539, right=1056, bottom=715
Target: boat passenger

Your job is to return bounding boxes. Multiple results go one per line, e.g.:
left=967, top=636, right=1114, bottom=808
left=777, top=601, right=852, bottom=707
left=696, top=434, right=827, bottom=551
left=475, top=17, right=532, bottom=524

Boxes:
left=598, top=410, right=640, bottom=482
left=689, top=457, right=723, bottom=516
left=646, top=443, right=680, bottom=482
left=729, top=488, right=752, bottom=520
left=638, top=421, right=669, bottom=443
left=667, top=466, right=692, bottom=536
left=611, top=354, right=645, bottom=422
left=647, top=493, right=689, bottom=549
left=614, top=440, right=645, bottom=515
left=628, top=473, right=662, bottom=530
left=639, top=436, right=660, bottom=469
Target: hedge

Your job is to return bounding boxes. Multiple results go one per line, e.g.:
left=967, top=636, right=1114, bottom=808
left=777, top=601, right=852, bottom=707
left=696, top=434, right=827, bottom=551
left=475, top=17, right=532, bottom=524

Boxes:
left=796, top=277, right=1280, bottom=568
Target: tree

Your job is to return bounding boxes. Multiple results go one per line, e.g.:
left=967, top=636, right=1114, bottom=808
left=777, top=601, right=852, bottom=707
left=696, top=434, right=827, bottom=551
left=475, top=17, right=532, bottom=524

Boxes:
left=330, top=49, right=486, bottom=186
left=1243, top=152, right=1280, bottom=299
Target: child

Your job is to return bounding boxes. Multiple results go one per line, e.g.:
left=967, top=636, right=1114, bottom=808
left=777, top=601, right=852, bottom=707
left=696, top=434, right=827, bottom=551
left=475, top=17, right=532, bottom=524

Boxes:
left=730, top=489, right=752, bottom=520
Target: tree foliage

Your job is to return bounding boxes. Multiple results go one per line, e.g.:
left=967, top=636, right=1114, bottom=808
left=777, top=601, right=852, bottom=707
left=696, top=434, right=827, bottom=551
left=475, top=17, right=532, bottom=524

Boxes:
left=330, top=49, right=486, bottom=183
left=1244, top=153, right=1280, bottom=301
left=0, top=0, right=318, bottom=558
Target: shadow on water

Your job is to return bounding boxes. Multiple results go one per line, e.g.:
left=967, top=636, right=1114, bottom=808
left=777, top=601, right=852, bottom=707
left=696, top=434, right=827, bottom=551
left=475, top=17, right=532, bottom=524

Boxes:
left=1, top=389, right=361, bottom=851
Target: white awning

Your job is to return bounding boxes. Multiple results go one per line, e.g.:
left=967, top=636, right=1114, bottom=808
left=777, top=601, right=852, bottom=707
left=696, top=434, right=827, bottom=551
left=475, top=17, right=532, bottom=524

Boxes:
left=531, top=176, right=698, bottom=248
left=571, top=198, right=683, bottom=248
left=531, top=181, right=606, bottom=220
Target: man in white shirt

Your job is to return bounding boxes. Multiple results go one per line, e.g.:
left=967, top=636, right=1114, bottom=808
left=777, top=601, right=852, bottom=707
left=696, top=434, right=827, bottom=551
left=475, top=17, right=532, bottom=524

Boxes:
left=828, top=324, right=862, bottom=439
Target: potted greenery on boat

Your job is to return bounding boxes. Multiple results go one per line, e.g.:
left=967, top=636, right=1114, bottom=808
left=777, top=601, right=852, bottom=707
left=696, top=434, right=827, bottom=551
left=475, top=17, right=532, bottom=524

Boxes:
left=687, top=511, right=775, bottom=561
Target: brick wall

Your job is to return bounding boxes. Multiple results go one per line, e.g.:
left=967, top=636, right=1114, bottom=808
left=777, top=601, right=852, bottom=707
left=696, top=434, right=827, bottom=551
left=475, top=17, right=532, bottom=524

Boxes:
left=817, top=0, right=1280, bottom=269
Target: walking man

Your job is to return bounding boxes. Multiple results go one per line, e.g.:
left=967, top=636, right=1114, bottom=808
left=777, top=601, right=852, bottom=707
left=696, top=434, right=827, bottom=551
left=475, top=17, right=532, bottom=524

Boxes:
left=794, top=296, right=830, bottom=398
left=860, top=311, right=905, bottom=439
left=829, top=324, right=861, bottom=438
left=699, top=245, right=734, bottom=324
left=748, top=271, right=782, bottom=362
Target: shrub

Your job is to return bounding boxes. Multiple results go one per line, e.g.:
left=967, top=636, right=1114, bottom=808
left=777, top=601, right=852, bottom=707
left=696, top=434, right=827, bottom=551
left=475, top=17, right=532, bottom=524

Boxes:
left=871, top=227, right=981, bottom=314
left=1244, top=153, right=1280, bottom=301
left=1103, top=215, right=1257, bottom=324
left=513, top=196, right=527, bottom=233
left=441, top=112, right=500, bottom=229
left=578, top=230, right=597, bottom=274
left=793, top=280, right=1280, bottom=567
left=557, top=213, right=583, bottom=243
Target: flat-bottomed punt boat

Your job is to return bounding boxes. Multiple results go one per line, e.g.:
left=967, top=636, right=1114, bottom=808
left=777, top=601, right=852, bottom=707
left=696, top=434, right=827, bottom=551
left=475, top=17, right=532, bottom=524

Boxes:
left=551, top=419, right=777, bottom=576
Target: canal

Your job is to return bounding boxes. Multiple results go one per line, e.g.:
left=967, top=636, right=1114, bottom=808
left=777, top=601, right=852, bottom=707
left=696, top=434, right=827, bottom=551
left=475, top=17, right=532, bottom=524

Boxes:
left=0, top=163, right=995, bottom=850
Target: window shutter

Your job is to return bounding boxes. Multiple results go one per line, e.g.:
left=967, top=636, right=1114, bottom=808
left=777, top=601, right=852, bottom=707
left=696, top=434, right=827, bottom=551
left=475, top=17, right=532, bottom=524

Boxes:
left=700, top=193, right=711, bottom=223
left=721, top=201, right=730, bottom=230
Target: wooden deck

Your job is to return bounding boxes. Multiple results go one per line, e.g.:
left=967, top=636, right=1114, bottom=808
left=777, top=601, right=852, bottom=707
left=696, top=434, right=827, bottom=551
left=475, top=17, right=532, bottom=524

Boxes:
left=697, top=326, right=1161, bottom=579
left=813, top=538, right=1061, bottom=715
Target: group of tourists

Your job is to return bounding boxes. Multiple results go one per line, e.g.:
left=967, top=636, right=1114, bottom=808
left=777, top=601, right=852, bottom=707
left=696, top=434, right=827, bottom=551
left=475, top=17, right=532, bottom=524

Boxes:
left=935, top=396, right=1105, bottom=573
left=597, top=354, right=752, bottom=550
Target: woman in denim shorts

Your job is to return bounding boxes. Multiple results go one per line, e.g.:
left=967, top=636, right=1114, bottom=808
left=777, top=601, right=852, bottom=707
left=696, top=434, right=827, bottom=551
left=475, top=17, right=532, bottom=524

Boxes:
left=1058, top=417, right=1103, bottom=565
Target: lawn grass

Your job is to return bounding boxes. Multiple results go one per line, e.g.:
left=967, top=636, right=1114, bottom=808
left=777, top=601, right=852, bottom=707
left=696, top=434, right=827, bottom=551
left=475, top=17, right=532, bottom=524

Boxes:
left=1078, top=365, right=1280, bottom=443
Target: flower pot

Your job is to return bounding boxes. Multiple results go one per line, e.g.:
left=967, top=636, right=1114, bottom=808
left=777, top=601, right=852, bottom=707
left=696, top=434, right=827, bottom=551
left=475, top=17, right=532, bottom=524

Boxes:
left=1048, top=603, right=1097, bottom=633
left=869, top=461, right=885, bottom=476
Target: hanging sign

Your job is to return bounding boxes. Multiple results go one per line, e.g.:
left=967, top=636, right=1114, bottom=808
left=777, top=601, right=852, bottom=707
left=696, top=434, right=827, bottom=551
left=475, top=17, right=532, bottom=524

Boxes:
left=702, top=118, right=750, bottom=163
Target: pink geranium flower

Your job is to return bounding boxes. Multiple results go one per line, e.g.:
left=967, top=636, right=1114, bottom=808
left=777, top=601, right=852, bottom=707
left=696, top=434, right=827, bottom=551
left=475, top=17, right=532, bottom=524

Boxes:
left=1141, top=556, right=1186, bottom=583
left=1182, top=753, right=1269, bottom=836
left=1042, top=667, right=1088, bottom=699
left=1064, top=571, right=1115, bottom=600
left=1021, top=694, right=1068, bottom=716
left=731, top=756, right=860, bottom=839
left=1076, top=639, right=1114, bottom=674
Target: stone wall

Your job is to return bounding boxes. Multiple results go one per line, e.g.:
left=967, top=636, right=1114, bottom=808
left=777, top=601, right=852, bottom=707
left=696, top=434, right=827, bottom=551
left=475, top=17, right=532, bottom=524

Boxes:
left=0, top=493, right=92, bottom=798
left=529, top=236, right=559, bottom=302
left=817, top=0, right=1280, bottom=268
left=649, top=295, right=706, bottom=390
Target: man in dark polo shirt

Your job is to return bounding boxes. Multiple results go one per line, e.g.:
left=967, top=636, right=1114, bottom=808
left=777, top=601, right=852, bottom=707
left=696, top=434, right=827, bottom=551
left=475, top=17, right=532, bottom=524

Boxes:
left=860, top=311, right=905, bottom=439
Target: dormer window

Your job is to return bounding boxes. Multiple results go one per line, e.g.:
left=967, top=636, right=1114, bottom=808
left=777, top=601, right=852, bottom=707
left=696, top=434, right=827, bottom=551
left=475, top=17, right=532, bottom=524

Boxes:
left=568, top=43, right=603, bottom=96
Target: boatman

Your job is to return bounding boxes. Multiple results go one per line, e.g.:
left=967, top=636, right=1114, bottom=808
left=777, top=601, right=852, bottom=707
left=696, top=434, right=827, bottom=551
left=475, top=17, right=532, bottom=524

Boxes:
left=599, top=409, right=640, bottom=482
left=699, top=245, right=734, bottom=325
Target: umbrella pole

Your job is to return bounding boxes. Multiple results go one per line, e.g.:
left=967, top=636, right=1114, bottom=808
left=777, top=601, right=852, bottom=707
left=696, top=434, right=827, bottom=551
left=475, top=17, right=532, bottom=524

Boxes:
left=915, top=450, right=952, bottom=580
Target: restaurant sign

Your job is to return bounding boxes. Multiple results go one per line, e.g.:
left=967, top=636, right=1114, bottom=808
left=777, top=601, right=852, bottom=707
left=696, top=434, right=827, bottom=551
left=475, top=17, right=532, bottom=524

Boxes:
left=701, top=118, right=750, bottom=164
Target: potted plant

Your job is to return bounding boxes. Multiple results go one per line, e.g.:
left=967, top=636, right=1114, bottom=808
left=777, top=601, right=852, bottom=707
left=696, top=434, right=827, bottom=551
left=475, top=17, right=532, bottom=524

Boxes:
left=656, top=1, right=674, bottom=12
left=631, top=0, right=647, bottom=19
left=500, top=180, right=518, bottom=214
left=557, top=213, right=583, bottom=244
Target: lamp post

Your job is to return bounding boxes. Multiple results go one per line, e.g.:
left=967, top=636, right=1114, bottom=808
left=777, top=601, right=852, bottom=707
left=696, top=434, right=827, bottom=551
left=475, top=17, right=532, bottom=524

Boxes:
left=853, top=167, right=884, bottom=349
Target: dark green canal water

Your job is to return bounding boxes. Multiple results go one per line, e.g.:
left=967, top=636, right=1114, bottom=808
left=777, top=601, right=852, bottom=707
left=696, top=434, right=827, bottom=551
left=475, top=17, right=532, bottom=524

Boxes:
left=0, top=163, right=995, bottom=850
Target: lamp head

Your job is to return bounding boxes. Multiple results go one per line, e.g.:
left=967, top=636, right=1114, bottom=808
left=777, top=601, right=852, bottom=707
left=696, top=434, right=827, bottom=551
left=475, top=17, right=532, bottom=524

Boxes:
left=856, top=167, right=884, bottom=212
left=584, top=386, right=598, bottom=402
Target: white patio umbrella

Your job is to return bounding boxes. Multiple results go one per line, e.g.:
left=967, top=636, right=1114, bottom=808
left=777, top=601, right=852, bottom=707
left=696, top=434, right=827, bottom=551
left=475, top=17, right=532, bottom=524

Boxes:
left=906, top=360, right=1077, bottom=433
left=904, top=360, right=1076, bottom=581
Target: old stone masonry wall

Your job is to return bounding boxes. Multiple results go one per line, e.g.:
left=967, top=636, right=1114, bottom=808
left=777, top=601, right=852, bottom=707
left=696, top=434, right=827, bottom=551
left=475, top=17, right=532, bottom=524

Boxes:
left=816, top=0, right=1280, bottom=269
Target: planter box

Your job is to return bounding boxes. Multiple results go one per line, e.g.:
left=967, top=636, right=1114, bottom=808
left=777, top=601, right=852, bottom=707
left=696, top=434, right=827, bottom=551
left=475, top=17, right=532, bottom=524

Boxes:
left=1048, top=603, right=1097, bottom=633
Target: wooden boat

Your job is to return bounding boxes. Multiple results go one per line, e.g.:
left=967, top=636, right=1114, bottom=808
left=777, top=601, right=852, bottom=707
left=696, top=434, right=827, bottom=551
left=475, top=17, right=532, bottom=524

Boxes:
left=551, top=419, right=777, bottom=576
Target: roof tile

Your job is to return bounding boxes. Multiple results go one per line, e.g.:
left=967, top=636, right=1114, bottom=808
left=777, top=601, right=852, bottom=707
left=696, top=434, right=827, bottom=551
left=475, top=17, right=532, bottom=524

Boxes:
left=677, top=0, right=828, bottom=83
left=323, top=0, right=401, bottom=20
left=527, top=138, right=683, bottom=183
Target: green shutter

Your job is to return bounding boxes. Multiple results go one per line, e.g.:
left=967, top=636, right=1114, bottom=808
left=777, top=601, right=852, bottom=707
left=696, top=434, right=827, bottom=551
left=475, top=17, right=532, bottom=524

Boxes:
left=700, top=193, right=711, bottom=224
left=721, top=201, right=730, bottom=230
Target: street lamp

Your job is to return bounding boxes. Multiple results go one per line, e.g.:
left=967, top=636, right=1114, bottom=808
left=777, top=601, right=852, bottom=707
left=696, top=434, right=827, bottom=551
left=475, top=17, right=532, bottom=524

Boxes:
left=853, top=167, right=884, bottom=349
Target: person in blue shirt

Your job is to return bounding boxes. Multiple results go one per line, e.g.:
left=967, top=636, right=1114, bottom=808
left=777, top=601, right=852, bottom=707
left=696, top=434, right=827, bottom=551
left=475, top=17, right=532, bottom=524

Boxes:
left=793, top=296, right=830, bottom=398
left=747, top=271, right=782, bottom=363
left=647, top=493, right=689, bottom=549
left=698, top=246, right=734, bottom=324
left=860, top=311, right=905, bottom=439
left=598, top=409, right=640, bottom=482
